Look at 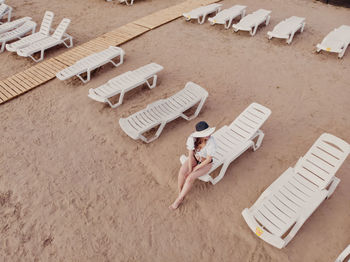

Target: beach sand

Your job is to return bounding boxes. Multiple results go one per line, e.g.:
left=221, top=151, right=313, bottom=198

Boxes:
left=0, top=0, right=349, bottom=261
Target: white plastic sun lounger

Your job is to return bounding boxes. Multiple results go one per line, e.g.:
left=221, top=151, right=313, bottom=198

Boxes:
left=242, top=133, right=350, bottom=249
left=232, top=9, right=271, bottom=36
left=0, top=20, right=36, bottom=52
left=17, top=18, right=72, bottom=62
left=267, top=16, right=305, bottom=44
left=316, top=25, right=350, bottom=58
left=119, top=0, right=134, bottom=5
left=0, top=4, right=12, bottom=23
left=88, top=63, right=163, bottom=108
left=119, top=82, right=208, bottom=143
left=0, top=17, right=31, bottom=35
left=183, top=4, right=222, bottom=24
left=6, top=11, right=54, bottom=52
left=335, top=245, right=350, bottom=262
left=208, top=5, right=247, bottom=29
left=180, top=103, right=271, bottom=185
left=0, top=0, right=4, bottom=5
left=56, top=46, right=125, bottom=83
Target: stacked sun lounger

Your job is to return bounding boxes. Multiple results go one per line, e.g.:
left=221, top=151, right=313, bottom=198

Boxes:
left=6, top=11, right=54, bottom=52
left=56, top=46, right=125, bottom=83
left=88, top=63, right=163, bottom=108
left=0, top=19, right=36, bottom=52
left=242, top=133, right=350, bottom=248
left=16, top=17, right=73, bottom=62
left=119, top=0, right=134, bottom=5
left=0, top=2, right=12, bottom=23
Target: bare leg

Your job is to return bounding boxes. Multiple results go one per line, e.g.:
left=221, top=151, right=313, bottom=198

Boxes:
left=170, top=163, right=212, bottom=210
left=178, top=156, right=196, bottom=193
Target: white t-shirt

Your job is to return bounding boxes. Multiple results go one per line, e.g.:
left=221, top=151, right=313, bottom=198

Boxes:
left=186, top=135, right=217, bottom=162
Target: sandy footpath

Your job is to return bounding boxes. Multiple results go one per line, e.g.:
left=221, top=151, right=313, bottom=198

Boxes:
left=0, top=0, right=349, bottom=261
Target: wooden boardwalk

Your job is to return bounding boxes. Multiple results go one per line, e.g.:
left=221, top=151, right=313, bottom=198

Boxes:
left=0, top=0, right=219, bottom=105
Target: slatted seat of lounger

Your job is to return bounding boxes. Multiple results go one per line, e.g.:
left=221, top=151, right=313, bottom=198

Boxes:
left=0, top=17, right=31, bottom=34
left=56, top=46, right=125, bottom=83
left=232, top=9, right=271, bottom=36
left=183, top=3, right=222, bottom=24
left=0, top=3, right=12, bottom=23
left=208, top=5, right=247, bottom=29
left=335, top=245, right=350, bottom=262
left=267, top=16, right=305, bottom=44
left=88, top=63, right=163, bottom=108
left=242, top=133, right=350, bottom=249
left=119, top=82, right=208, bottom=143
left=0, top=20, right=36, bottom=52
left=180, top=103, right=271, bottom=184
left=316, top=25, right=350, bottom=58
left=17, top=18, right=72, bottom=62
left=6, top=11, right=54, bottom=52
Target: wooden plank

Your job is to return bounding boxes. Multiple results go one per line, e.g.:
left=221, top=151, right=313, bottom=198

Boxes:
left=6, top=77, right=27, bottom=92
left=0, top=81, right=18, bottom=97
left=16, top=71, right=39, bottom=86
left=10, top=74, right=32, bottom=90
left=23, top=68, right=47, bottom=83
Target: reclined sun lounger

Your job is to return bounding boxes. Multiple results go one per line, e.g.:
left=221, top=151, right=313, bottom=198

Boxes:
left=119, top=82, right=208, bottom=143
left=0, top=20, right=36, bottom=52
left=208, top=5, right=247, bottom=29
left=267, top=16, right=305, bottom=44
left=6, top=11, right=54, bottom=52
left=232, top=9, right=271, bottom=36
left=119, top=0, right=134, bottom=5
left=335, top=245, right=350, bottom=262
left=180, top=103, right=271, bottom=185
left=88, top=63, right=163, bottom=108
left=316, top=25, right=350, bottom=58
left=242, top=133, right=350, bottom=249
left=0, top=17, right=31, bottom=35
left=183, top=3, right=222, bottom=24
left=0, top=0, right=4, bottom=4
left=17, top=18, right=72, bottom=62
left=56, top=46, right=125, bottom=83
left=0, top=3, right=12, bottom=23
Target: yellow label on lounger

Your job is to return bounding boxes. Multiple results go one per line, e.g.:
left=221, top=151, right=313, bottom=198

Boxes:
left=326, top=47, right=331, bottom=51
left=255, top=227, right=263, bottom=237
left=213, top=19, right=216, bottom=23
left=187, top=16, right=191, bottom=19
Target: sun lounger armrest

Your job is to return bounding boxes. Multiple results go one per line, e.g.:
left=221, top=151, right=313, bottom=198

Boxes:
left=241, top=208, right=286, bottom=249
left=336, top=245, right=350, bottom=262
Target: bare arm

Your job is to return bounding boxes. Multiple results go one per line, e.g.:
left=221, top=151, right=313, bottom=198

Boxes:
left=193, top=156, right=212, bottom=172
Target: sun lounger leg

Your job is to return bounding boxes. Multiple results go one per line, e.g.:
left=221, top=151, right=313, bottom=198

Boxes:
left=77, top=69, right=91, bottom=84
left=30, top=49, right=45, bottom=62
left=327, top=177, right=340, bottom=198
left=139, top=122, right=166, bottom=143
left=338, top=46, right=347, bottom=58
left=7, top=8, right=12, bottom=22
left=198, top=15, right=206, bottom=24
left=180, top=96, right=207, bottom=121
left=62, top=36, right=73, bottom=48
left=266, top=16, right=271, bottom=26
left=0, top=41, right=6, bottom=52
left=242, top=10, right=246, bottom=18
left=145, top=75, right=158, bottom=89
left=106, top=91, right=125, bottom=108
left=109, top=54, right=124, bottom=68
left=212, top=161, right=230, bottom=185
left=250, top=25, right=258, bottom=36
left=225, top=19, right=233, bottom=30
left=301, top=22, right=305, bottom=33
left=287, top=32, right=295, bottom=44
left=252, top=130, right=264, bottom=151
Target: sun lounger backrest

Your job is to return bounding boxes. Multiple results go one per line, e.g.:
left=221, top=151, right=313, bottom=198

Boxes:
left=52, top=18, right=70, bottom=40
left=0, top=3, right=8, bottom=14
left=228, top=103, right=271, bottom=142
left=39, top=11, right=54, bottom=35
left=295, top=133, right=350, bottom=189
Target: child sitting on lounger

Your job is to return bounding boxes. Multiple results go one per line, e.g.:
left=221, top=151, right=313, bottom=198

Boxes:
left=169, top=121, right=217, bottom=210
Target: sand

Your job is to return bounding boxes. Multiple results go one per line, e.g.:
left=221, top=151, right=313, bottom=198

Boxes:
left=0, top=0, right=349, bottom=261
